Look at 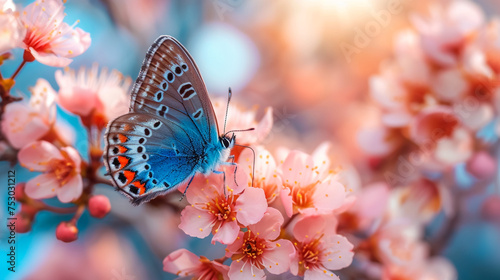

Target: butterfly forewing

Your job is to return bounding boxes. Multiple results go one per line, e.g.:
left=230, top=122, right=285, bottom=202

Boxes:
left=104, top=35, right=228, bottom=205
left=130, top=36, right=219, bottom=143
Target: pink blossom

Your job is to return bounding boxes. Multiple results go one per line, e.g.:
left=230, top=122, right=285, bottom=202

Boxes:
left=290, top=215, right=354, bottom=280
left=466, top=151, right=497, bottom=179
left=1, top=78, right=56, bottom=149
left=409, top=107, right=472, bottom=166
left=18, top=141, right=83, bottom=203
left=213, top=97, right=273, bottom=145
left=179, top=174, right=267, bottom=245
left=20, top=0, right=90, bottom=67
left=382, top=257, right=457, bottom=280
left=279, top=145, right=347, bottom=216
left=236, top=145, right=282, bottom=203
left=366, top=219, right=424, bottom=268
left=387, top=179, right=452, bottom=224
left=357, top=125, right=402, bottom=157
left=411, top=0, right=484, bottom=67
left=0, top=0, right=24, bottom=54
left=55, top=64, right=131, bottom=126
left=225, top=207, right=295, bottom=280
left=163, top=249, right=229, bottom=280
left=338, top=182, right=390, bottom=232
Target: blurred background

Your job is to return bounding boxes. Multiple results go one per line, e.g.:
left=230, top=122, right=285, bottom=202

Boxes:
left=1, top=0, right=500, bottom=279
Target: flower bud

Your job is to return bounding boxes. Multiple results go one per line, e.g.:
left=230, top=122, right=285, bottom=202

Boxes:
left=14, top=213, right=32, bottom=233
left=466, top=151, right=497, bottom=180
left=481, top=195, right=500, bottom=221
left=56, top=222, right=78, bottom=243
left=14, top=183, right=26, bottom=202
left=88, top=195, right=111, bottom=218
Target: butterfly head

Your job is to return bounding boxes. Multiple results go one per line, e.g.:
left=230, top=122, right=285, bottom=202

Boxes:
left=220, top=133, right=236, bottom=149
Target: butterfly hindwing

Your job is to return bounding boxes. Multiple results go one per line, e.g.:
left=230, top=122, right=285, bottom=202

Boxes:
left=130, top=35, right=220, bottom=143
left=104, top=113, right=203, bottom=205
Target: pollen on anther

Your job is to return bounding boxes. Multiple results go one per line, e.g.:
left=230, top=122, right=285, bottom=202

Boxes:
left=199, top=228, right=203, bottom=232
left=276, top=243, right=281, bottom=247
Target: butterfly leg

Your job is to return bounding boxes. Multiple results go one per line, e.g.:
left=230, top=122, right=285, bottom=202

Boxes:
left=227, top=155, right=238, bottom=187
left=213, top=170, right=227, bottom=196
left=179, top=175, right=195, bottom=201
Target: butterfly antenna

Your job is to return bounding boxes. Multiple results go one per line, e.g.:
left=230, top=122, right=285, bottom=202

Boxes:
left=224, top=128, right=255, bottom=137
left=223, top=87, right=232, bottom=135
left=235, top=144, right=256, bottom=188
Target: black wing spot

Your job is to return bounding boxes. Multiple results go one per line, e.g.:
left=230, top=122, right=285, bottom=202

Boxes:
left=181, top=63, right=188, bottom=71
left=118, top=172, right=127, bottom=184
left=152, top=179, right=158, bottom=184
left=129, top=185, right=139, bottom=194
left=144, top=164, right=150, bottom=170
left=166, top=72, right=174, bottom=82
left=161, top=81, right=168, bottom=90
left=148, top=172, right=153, bottom=178
left=139, top=138, right=145, bottom=144
left=113, top=147, right=119, bottom=154
left=137, top=146, right=144, bottom=153
left=112, top=135, right=119, bottom=142
left=156, top=91, right=163, bottom=101
left=143, top=154, right=148, bottom=160
left=174, top=66, right=182, bottom=75
left=144, top=128, right=151, bottom=136
left=153, top=121, right=161, bottom=128
left=163, top=182, right=170, bottom=188
left=158, top=111, right=164, bottom=117
left=193, top=108, right=203, bottom=119
left=112, top=158, right=120, bottom=169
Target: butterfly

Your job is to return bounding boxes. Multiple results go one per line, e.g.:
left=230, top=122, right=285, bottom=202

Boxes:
left=104, top=35, right=236, bottom=205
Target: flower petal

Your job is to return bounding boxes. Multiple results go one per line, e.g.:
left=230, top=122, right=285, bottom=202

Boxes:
left=25, top=173, right=59, bottom=200
left=29, top=47, right=73, bottom=67
left=248, top=207, right=283, bottom=240
left=309, top=180, right=346, bottom=213
left=235, top=187, right=267, bottom=226
left=212, top=220, right=240, bottom=245
left=2, top=103, right=51, bottom=149
left=179, top=206, right=214, bottom=239
left=56, top=174, right=83, bottom=203
left=322, top=234, right=354, bottom=270
left=261, top=239, right=295, bottom=274
left=18, top=141, right=63, bottom=172
left=163, top=249, right=200, bottom=275
left=304, top=268, right=340, bottom=280
left=228, top=260, right=265, bottom=280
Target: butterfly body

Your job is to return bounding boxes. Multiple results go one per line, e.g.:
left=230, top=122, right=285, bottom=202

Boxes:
left=104, top=36, right=235, bottom=205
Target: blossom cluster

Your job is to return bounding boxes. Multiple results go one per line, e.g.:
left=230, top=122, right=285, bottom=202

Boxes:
left=0, top=0, right=130, bottom=242
left=3, top=0, right=500, bottom=279
left=359, top=0, right=499, bottom=176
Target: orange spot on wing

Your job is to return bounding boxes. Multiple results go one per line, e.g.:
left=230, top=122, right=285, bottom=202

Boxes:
left=131, top=180, right=146, bottom=195
left=118, top=134, right=128, bottom=143
left=123, top=170, right=136, bottom=185
left=117, top=156, right=130, bottom=168
left=117, top=145, right=128, bottom=154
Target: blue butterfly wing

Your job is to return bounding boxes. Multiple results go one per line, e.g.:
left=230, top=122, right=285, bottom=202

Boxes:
left=130, top=35, right=220, bottom=142
left=104, top=36, right=221, bottom=205
left=104, top=113, right=204, bottom=205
